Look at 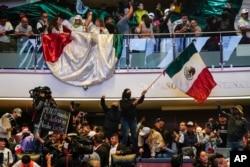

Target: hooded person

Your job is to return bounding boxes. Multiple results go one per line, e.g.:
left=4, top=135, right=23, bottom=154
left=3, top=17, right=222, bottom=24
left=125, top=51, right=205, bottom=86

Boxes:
left=100, top=95, right=121, bottom=139
left=119, top=88, right=147, bottom=153
left=218, top=103, right=248, bottom=151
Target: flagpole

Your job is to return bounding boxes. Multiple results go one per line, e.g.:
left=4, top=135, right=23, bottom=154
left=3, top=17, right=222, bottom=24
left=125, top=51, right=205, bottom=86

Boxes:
left=146, top=72, right=163, bottom=91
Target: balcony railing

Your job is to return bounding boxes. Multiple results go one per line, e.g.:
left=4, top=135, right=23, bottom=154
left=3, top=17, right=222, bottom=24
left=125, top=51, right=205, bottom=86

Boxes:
left=0, top=31, right=250, bottom=71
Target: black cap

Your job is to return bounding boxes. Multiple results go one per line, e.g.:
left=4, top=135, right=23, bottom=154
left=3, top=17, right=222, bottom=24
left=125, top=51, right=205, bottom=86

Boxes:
left=155, top=117, right=164, bottom=123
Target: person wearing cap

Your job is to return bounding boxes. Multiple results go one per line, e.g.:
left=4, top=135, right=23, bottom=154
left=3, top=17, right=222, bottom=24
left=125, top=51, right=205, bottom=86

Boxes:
left=134, top=3, right=148, bottom=24
left=237, top=8, right=250, bottom=44
left=214, top=113, right=228, bottom=148
left=180, top=121, right=200, bottom=157
left=153, top=117, right=165, bottom=136
left=12, top=154, right=40, bottom=167
left=198, top=122, right=222, bottom=153
left=0, top=108, right=22, bottom=140
left=138, top=127, right=151, bottom=158
left=218, top=103, right=248, bottom=151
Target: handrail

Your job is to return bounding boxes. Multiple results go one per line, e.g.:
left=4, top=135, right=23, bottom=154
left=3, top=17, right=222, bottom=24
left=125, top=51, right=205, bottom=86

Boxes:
left=1, top=31, right=249, bottom=72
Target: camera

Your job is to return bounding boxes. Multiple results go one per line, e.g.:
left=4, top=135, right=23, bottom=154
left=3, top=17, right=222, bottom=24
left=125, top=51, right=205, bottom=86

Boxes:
left=29, top=86, right=52, bottom=102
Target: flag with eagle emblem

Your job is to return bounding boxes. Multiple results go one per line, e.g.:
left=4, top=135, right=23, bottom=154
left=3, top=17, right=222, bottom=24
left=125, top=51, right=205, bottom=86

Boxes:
left=164, top=42, right=217, bottom=103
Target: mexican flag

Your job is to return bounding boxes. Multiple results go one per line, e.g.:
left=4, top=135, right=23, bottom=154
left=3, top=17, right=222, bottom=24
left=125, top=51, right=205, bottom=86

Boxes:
left=165, top=43, right=217, bottom=103
left=42, top=32, right=123, bottom=86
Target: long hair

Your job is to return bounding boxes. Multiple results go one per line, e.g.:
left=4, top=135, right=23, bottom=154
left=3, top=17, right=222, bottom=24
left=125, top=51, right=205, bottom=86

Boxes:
left=48, top=15, right=62, bottom=33
left=142, top=14, right=151, bottom=28
left=122, top=88, right=130, bottom=99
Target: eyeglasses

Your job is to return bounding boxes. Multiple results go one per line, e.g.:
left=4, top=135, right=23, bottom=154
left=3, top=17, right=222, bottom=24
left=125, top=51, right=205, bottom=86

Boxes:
left=42, top=16, right=48, bottom=18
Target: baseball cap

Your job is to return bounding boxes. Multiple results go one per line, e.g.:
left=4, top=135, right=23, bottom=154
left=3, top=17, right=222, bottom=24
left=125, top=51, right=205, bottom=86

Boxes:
left=148, top=12, right=155, bottom=18
left=88, top=131, right=97, bottom=138
left=74, top=15, right=82, bottom=20
left=164, top=8, right=170, bottom=14
left=139, top=127, right=150, bottom=136
left=13, top=108, right=22, bottom=117
left=155, top=117, right=164, bottom=123
left=187, top=121, right=194, bottom=126
left=205, top=122, right=213, bottom=129
left=241, top=8, right=249, bottom=14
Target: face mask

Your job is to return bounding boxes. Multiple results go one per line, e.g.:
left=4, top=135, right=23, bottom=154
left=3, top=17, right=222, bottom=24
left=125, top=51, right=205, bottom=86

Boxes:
left=111, top=105, right=118, bottom=111
left=124, top=92, right=131, bottom=99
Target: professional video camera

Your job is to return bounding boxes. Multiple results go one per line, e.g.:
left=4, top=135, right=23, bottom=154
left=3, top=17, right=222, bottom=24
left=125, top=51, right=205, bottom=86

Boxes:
left=29, top=86, right=52, bottom=101
left=69, top=135, right=93, bottom=157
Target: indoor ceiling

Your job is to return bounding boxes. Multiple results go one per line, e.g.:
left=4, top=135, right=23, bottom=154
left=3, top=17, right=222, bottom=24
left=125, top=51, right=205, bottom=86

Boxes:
left=1, top=97, right=249, bottom=114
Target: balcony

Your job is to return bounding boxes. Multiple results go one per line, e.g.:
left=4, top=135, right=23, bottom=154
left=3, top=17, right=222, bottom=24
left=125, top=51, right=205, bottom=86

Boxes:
left=0, top=32, right=250, bottom=114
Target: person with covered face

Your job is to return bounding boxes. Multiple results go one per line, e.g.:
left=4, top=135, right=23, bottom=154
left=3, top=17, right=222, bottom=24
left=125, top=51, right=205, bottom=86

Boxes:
left=218, top=102, right=248, bottom=151
left=100, top=95, right=121, bottom=139
left=119, top=88, right=147, bottom=153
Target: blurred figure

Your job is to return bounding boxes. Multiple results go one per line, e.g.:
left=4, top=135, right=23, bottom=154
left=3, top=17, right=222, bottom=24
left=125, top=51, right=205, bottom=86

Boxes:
left=134, top=3, right=148, bottom=24
left=104, top=15, right=116, bottom=34
left=12, top=154, right=40, bottom=167
left=218, top=104, right=248, bottom=151
left=237, top=8, right=250, bottom=43
left=214, top=114, right=228, bottom=148
left=48, top=15, right=70, bottom=35
left=138, top=127, right=151, bottom=158
left=190, top=19, right=202, bottom=37
left=162, top=129, right=178, bottom=158
left=90, top=18, right=109, bottom=34
left=0, top=14, right=14, bottom=52
left=0, top=108, right=22, bottom=140
left=0, top=138, right=14, bottom=167
left=119, top=88, right=147, bottom=153
left=36, top=11, right=49, bottom=34
left=101, top=95, right=121, bottom=139
left=193, top=150, right=212, bottom=167
left=14, top=16, right=34, bottom=52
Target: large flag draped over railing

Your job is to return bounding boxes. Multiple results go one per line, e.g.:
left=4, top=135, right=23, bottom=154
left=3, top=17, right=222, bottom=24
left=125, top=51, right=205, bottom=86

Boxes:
left=164, top=43, right=217, bottom=103
left=42, top=32, right=122, bottom=87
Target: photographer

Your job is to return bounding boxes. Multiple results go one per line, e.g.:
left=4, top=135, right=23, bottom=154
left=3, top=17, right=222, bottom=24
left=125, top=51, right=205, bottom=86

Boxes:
left=30, top=86, right=57, bottom=153
left=44, top=134, right=94, bottom=167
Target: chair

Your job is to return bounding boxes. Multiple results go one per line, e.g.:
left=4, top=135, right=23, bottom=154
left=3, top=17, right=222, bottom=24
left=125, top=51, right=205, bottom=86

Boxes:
left=111, top=154, right=136, bottom=167
left=171, top=154, right=183, bottom=167
left=15, top=153, right=42, bottom=164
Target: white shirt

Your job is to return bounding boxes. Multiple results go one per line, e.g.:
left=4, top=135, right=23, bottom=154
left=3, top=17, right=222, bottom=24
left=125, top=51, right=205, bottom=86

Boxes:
left=0, top=21, right=13, bottom=42
left=109, top=143, right=118, bottom=166
left=0, top=148, right=14, bottom=167
left=237, top=17, right=250, bottom=37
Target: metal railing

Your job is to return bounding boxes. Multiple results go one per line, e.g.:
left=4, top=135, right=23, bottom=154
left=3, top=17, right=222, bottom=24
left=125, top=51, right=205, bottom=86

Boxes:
left=0, top=31, right=249, bottom=72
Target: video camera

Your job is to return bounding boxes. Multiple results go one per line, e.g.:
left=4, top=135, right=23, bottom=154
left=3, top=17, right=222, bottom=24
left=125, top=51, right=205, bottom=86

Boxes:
left=29, top=86, right=52, bottom=101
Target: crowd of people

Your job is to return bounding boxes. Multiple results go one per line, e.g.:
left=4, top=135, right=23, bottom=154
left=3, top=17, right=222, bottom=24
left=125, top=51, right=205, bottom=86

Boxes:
left=0, top=84, right=249, bottom=167
left=1, top=1, right=250, bottom=54
left=0, top=1, right=250, bottom=167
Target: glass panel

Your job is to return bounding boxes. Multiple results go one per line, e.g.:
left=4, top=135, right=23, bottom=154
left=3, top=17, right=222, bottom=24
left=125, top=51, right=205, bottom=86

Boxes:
left=0, top=33, right=250, bottom=71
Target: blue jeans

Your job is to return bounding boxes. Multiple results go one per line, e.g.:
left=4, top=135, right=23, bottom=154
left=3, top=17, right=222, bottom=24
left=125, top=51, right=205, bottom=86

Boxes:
left=121, top=117, right=138, bottom=152
left=227, top=140, right=244, bottom=151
